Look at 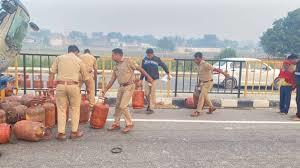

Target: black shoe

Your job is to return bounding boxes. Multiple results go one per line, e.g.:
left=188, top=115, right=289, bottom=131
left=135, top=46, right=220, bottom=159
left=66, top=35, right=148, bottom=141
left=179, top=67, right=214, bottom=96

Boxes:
left=146, top=109, right=154, bottom=114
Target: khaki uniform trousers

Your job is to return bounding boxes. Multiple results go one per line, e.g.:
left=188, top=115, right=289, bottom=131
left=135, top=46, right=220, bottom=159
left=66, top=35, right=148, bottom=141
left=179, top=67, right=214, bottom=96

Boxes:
left=114, top=84, right=135, bottom=126
left=196, top=81, right=214, bottom=112
left=144, top=80, right=157, bottom=110
left=56, top=84, right=81, bottom=133
left=80, top=76, right=95, bottom=108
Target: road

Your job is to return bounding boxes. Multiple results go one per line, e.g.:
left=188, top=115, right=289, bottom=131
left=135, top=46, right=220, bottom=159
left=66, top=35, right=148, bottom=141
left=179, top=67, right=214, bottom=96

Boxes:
left=0, top=108, right=299, bottom=168
left=13, top=72, right=276, bottom=93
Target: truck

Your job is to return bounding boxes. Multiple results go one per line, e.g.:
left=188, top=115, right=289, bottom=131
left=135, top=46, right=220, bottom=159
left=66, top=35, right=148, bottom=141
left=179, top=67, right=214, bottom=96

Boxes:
left=0, top=0, right=38, bottom=92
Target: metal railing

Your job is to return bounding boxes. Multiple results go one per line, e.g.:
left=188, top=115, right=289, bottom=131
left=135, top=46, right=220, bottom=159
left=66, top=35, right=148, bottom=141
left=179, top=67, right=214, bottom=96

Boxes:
left=6, top=53, right=173, bottom=100
left=4, top=53, right=286, bottom=98
left=174, top=59, right=244, bottom=98
left=243, top=60, right=283, bottom=96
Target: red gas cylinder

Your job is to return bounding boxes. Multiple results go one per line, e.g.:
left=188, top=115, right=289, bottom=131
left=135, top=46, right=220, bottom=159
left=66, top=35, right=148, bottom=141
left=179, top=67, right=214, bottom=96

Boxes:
left=6, top=105, right=28, bottom=124
left=5, top=85, right=14, bottom=96
left=0, top=123, right=11, bottom=144
left=0, top=110, right=6, bottom=124
left=18, top=74, right=30, bottom=79
left=80, top=95, right=90, bottom=124
left=0, top=101, right=21, bottom=111
left=185, top=97, right=197, bottom=109
left=25, top=101, right=46, bottom=124
left=132, top=90, right=145, bottom=109
left=43, top=100, right=56, bottom=128
left=21, top=94, right=36, bottom=107
left=14, top=120, right=45, bottom=142
left=47, top=80, right=57, bottom=88
left=4, top=95, right=22, bottom=102
left=90, top=97, right=109, bottom=129
left=17, top=74, right=31, bottom=88
left=33, top=80, right=44, bottom=89
left=18, top=79, right=31, bottom=88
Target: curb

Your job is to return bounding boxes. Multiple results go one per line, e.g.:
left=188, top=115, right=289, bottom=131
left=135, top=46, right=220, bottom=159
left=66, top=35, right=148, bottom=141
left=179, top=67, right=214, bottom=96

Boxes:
left=105, top=97, right=282, bottom=109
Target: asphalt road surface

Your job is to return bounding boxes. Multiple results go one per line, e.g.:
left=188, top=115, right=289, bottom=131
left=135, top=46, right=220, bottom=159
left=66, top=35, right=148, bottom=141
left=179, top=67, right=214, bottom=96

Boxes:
left=0, top=108, right=299, bottom=168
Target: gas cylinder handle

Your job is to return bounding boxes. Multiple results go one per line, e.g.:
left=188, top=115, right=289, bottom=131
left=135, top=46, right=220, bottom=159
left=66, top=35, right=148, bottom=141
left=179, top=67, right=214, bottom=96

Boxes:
left=30, top=99, right=39, bottom=107
left=98, top=96, right=108, bottom=101
left=36, top=126, right=45, bottom=139
left=42, top=90, right=47, bottom=96
left=98, top=96, right=108, bottom=104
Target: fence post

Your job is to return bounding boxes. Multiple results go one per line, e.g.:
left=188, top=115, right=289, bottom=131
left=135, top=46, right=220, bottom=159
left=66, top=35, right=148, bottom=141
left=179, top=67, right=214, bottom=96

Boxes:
left=237, top=61, right=243, bottom=98
left=94, top=74, right=98, bottom=96
left=23, top=54, right=26, bottom=94
left=174, top=60, right=179, bottom=97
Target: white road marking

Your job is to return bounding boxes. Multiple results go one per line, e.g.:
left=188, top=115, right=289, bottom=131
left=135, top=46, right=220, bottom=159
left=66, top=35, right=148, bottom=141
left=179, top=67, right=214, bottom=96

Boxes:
left=106, top=119, right=300, bottom=124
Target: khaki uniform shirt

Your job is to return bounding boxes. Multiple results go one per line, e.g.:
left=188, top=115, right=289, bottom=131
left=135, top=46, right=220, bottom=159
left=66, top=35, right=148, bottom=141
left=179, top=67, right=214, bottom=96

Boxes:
left=50, top=53, right=89, bottom=82
left=113, top=58, right=139, bottom=85
left=197, top=60, right=214, bottom=82
left=79, top=53, right=97, bottom=74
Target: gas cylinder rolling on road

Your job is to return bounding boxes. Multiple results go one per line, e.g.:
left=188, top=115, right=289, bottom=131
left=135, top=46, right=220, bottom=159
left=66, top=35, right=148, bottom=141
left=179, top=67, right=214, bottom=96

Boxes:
left=90, top=97, right=109, bottom=129
left=14, top=120, right=45, bottom=142
left=132, top=80, right=145, bottom=109
left=0, top=123, right=11, bottom=144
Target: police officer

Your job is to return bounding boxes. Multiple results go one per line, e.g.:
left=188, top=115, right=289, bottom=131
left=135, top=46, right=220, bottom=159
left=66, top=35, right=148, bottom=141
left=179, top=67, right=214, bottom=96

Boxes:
left=49, top=45, right=92, bottom=140
left=190, top=52, right=228, bottom=117
left=79, top=49, right=98, bottom=108
left=102, top=48, right=153, bottom=133
left=140, top=48, right=171, bottom=114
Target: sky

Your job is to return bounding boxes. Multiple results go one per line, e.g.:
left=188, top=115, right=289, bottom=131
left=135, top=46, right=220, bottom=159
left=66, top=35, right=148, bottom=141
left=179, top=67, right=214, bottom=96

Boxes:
left=22, top=0, right=300, bottom=41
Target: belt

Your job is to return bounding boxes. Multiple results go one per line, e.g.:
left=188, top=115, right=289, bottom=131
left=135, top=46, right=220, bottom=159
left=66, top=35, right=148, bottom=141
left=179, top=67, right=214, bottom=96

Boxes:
left=200, top=79, right=213, bottom=83
left=57, top=81, right=79, bottom=85
left=120, top=82, right=133, bottom=87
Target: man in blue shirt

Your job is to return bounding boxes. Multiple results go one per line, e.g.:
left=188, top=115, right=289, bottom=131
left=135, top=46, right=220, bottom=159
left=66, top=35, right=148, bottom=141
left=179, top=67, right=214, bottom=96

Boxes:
left=140, top=48, right=171, bottom=114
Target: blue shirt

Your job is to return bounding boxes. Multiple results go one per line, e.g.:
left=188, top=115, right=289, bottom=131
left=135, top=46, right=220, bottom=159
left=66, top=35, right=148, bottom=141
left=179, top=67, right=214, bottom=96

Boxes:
left=140, top=56, right=169, bottom=80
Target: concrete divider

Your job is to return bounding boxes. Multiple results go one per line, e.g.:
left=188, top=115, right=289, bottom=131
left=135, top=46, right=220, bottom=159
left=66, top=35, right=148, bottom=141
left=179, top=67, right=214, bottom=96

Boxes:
left=253, top=100, right=269, bottom=108
left=222, top=99, right=238, bottom=108
left=104, top=97, right=285, bottom=109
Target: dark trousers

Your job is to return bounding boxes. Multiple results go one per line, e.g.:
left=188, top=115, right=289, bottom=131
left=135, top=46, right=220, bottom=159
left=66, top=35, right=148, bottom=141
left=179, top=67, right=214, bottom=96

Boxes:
left=280, top=86, right=292, bottom=114
left=296, top=86, right=300, bottom=117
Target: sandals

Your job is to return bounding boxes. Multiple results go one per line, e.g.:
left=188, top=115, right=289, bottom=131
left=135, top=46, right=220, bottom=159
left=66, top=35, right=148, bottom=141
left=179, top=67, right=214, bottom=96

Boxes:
left=107, top=124, right=121, bottom=131
left=190, top=111, right=201, bottom=117
left=70, top=131, right=84, bottom=139
left=207, top=107, right=216, bottom=114
left=123, top=125, right=134, bottom=134
left=56, top=133, right=67, bottom=141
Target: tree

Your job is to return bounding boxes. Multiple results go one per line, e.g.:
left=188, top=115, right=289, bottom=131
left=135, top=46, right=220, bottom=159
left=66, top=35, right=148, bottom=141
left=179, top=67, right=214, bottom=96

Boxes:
left=223, top=39, right=239, bottom=49
left=28, top=29, right=52, bottom=45
left=107, top=32, right=123, bottom=40
left=141, top=35, right=158, bottom=46
left=68, top=31, right=88, bottom=44
left=91, top=32, right=103, bottom=39
left=186, top=34, right=223, bottom=48
left=217, top=48, right=237, bottom=59
left=157, top=37, right=175, bottom=51
left=260, top=8, right=300, bottom=57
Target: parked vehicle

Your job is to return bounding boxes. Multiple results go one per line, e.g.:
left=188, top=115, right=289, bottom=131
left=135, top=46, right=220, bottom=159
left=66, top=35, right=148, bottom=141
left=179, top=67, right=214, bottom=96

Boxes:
left=213, top=58, right=280, bottom=89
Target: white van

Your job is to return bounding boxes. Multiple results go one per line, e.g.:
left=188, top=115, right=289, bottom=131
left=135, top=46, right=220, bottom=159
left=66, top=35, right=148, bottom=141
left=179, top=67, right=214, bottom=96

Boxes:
left=212, top=58, right=280, bottom=89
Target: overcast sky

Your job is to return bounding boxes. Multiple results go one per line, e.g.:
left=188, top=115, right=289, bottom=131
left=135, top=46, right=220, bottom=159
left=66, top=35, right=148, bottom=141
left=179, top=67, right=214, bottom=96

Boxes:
left=23, top=0, right=300, bottom=41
